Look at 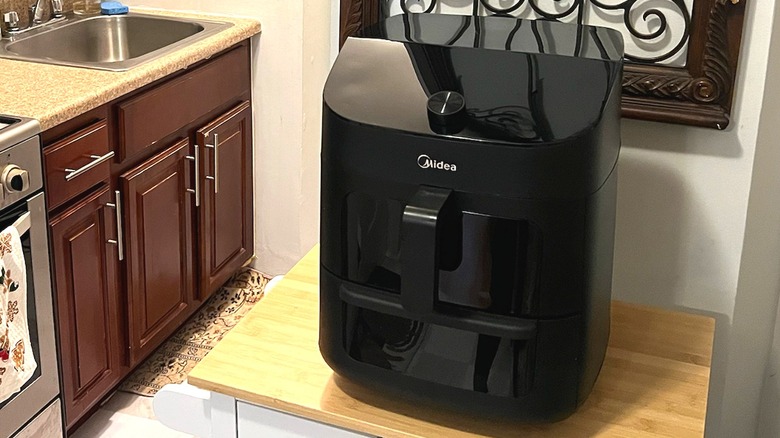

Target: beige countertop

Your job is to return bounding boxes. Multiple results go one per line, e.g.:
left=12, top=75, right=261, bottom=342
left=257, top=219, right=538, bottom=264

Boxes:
left=0, top=8, right=260, bottom=130
left=188, top=246, right=716, bottom=437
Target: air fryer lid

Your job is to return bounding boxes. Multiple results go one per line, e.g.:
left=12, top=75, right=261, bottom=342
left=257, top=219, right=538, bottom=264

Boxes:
left=324, top=14, right=623, bottom=145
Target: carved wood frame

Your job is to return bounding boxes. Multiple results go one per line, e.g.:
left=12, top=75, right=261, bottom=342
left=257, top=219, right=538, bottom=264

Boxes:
left=338, top=0, right=747, bottom=129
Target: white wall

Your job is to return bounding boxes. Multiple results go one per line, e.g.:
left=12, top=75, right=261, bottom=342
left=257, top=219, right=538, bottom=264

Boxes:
left=123, top=0, right=331, bottom=275
left=750, top=2, right=780, bottom=435
left=760, top=306, right=780, bottom=437
left=615, top=1, right=776, bottom=435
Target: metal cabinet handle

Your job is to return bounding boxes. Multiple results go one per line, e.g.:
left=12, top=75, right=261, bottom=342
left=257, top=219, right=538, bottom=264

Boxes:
left=105, top=190, right=124, bottom=261
left=64, top=151, right=114, bottom=181
left=204, top=133, right=219, bottom=193
left=185, top=143, right=200, bottom=207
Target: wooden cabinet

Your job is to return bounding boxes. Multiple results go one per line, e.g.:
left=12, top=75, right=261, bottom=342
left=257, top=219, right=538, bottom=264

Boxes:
left=196, top=101, right=253, bottom=299
left=49, top=186, right=123, bottom=431
left=43, top=41, right=253, bottom=431
left=121, top=139, right=195, bottom=366
left=117, top=45, right=250, bottom=163
left=43, top=121, right=111, bottom=210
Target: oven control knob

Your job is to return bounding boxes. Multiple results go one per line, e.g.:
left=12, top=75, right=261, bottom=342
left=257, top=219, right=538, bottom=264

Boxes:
left=2, top=165, right=29, bottom=193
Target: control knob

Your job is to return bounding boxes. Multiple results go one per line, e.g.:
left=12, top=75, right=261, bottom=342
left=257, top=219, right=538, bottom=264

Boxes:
left=427, top=90, right=467, bottom=134
left=1, top=165, right=29, bottom=193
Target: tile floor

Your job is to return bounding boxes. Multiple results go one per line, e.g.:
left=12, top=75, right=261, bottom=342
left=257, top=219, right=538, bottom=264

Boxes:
left=71, top=391, right=193, bottom=438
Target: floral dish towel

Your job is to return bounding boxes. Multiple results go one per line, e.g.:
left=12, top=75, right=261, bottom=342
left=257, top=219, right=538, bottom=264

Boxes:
left=0, top=224, right=36, bottom=403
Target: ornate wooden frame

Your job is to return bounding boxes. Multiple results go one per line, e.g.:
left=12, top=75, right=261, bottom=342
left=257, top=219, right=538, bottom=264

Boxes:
left=338, top=0, right=747, bottom=129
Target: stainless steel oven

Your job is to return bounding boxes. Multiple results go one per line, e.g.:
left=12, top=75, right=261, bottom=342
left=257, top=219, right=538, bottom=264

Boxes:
left=0, top=116, right=61, bottom=438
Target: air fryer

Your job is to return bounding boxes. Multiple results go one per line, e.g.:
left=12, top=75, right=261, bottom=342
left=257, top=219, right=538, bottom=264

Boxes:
left=319, top=13, right=623, bottom=422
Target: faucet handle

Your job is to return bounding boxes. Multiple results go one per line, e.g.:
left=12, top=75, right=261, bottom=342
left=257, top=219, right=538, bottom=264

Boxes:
left=28, top=3, right=38, bottom=24
left=51, top=0, right=63, bottom=17
left=3, top=11, right=19, bottom=31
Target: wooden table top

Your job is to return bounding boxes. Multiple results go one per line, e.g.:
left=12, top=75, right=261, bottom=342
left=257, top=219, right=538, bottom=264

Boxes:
left=188, top=246, right=715, bottom=437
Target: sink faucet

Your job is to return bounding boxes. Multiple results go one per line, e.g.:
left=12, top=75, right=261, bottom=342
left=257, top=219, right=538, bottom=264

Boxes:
left=31, top=0, right=63, bottom=24
left=2, top=0, right=63, bottom=37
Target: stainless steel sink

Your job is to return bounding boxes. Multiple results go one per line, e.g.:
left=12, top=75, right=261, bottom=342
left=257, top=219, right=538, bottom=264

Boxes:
left=0, top=12, right=232, bottom=71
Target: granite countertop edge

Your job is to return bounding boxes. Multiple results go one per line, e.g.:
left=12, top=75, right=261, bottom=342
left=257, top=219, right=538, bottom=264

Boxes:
left=0, top=8, right=261, bottom=130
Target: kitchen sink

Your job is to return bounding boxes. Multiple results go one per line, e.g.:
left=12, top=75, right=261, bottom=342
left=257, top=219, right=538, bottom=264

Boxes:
left=0, top=12, right=232, bottom=71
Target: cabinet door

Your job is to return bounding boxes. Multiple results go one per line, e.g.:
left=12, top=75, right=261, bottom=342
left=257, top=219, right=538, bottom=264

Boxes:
left=121, top=139, right=195, bottom=366
left=196, top=101, right=254, bottom=299
left=50, top=186, right=123, bottom=430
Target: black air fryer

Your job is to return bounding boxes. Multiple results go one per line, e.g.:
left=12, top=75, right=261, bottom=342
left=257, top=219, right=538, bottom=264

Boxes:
left=320, top=14, right=623, bottom=422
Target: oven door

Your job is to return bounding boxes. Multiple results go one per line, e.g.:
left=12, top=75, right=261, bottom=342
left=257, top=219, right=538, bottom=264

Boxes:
left=0, top=193, right=60, bottom=438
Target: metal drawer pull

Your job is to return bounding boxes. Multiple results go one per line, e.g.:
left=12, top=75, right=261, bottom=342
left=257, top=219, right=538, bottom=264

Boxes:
left=64, top=151, right=114, bottom=181
left=185, top=143, right=200, bottom=207
left=205, top=133, right=219, bottom=193
left=105, top=190, right=124, bottom=261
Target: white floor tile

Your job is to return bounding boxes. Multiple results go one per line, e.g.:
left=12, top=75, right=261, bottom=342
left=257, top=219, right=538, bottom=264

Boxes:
left=72, top=399, right=194, bottom=438
left=100, top=392, right=156, bottom=420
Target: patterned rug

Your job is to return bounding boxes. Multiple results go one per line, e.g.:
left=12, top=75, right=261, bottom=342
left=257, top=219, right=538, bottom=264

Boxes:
left=118, top=267, right=271, bottom=396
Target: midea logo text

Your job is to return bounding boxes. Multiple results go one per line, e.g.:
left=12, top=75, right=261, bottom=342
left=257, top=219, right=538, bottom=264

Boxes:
left=417, top=154, right=457, bottom=172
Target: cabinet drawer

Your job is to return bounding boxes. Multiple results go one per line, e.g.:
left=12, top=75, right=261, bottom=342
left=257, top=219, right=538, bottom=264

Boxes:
left=44, top=120, right=112, bottom=210
left=117, top=44, right=250, bottom=162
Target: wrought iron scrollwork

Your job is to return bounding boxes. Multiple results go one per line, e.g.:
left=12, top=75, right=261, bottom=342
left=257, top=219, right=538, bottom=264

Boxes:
left=396, top=0, right=691, bottom=63
left=589, top=0, right=691, bottom=63
left=400, top=0, right=437, bottom=14
left=527, top=0, right=581, bottom=20
left=480, top=0, right=526, bottom=15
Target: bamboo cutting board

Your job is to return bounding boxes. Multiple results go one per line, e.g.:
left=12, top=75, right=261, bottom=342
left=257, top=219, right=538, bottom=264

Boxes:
left=188, top=246, right=714, bottom=437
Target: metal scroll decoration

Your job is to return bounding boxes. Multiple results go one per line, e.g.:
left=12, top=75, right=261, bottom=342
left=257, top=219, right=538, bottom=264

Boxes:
left=588, top=0, right=690, bottom=63
left=339, top=0, right=747, bottom=129
left=399, top=0, right=691, bottom=63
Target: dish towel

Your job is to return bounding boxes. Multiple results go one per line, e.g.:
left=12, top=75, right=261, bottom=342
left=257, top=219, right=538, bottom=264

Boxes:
left=0, top=224, right=36, bottom=403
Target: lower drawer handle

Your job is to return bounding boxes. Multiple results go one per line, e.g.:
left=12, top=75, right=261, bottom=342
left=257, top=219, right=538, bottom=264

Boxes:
left=64, top=151, right=115, bottom=181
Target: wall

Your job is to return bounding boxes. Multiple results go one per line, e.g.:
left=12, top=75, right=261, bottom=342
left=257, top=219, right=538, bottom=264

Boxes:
left=615, top=1, right=776, bottom=435
left=759, top=305, right=780, bottom=437
left=750, top=2, right=780, bottom=435
left=122, top=0, right=330, bottom=275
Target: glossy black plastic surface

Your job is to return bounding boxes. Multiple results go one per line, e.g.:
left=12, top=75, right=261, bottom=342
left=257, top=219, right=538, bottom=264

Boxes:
left=320, top=268, right=584, bottom=422
left=324, top=14, right=623, bottom=146
left=361, top=14, right=623, bottom=61
left=348, top=306, right=534, bottom=397
left=346, top=191, right=542, bottom=316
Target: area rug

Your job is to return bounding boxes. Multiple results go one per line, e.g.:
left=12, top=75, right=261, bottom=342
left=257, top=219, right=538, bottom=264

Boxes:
left=118, top=267, right=272, bottom=396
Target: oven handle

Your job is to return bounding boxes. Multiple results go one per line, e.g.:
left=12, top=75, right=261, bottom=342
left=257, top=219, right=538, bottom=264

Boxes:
left=11, top=211, right=30, bottom=235
left=18, top=192, right=60, bottom=409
